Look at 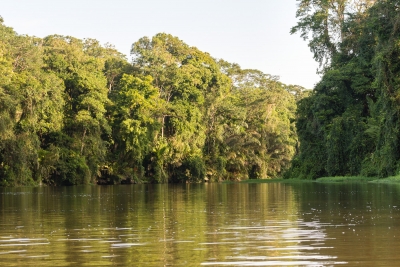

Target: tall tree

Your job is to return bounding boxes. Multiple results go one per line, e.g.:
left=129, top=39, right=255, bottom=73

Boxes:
left=0, top=20, right=65, bottom=186
left=291, top=0, right=376, bottom=68
left=286, top=0, right=400, bottom=179
left=218, top=63, right=298, bottom=179
left=130, top=33, right=231, bottom=182
left=42, top=35, right=111, bottom=184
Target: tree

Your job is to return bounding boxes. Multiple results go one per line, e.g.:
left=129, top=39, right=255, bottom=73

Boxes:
left=215, top=62, right=298, bottom=180
left=0, top=19, right=303, bottom=185
left=43, top=35, right=111, bottom=184
left=0, top=21, right=65, bottom=185
left=291, top=0, right=376, bottom=69
left=111, top=74, right=162, bottom=182
left=287, top=0, right=400, bottom=179
left=130, top=33, right=231, bottom=182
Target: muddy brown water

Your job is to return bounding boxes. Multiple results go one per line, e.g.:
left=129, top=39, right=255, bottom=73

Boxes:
left=0, top=182, right=399, bottom=266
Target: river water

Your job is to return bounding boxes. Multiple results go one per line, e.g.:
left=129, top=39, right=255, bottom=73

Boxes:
left=0, top=182, right=400, bottom=266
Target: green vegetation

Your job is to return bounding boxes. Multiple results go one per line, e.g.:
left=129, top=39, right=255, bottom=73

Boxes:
left=369, top=175, right=400, bottom=184
left=236, top=176, right=400, bottom=184
left=4, top=0, right=400, bottom=186
left=0, top=18, right=305, bottom=186
left=238, top=178, right=312, bottom=184
left=316, top=176, right=376, bottom=183
left=286, top=0, right=400, bottom=180
left=316, top=175, right=400, bottom=184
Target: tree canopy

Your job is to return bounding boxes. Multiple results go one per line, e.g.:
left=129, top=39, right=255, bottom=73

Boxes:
left=286, top=0, right=400, bottom=179
left=0, top=20, right=302, bottom=186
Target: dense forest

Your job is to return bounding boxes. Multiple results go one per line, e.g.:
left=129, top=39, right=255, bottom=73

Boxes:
left=286, top=0, right=400, bottom=179
left=0, top=17, right=306, bottom=186
left=3, top=0, right=398, bottom=186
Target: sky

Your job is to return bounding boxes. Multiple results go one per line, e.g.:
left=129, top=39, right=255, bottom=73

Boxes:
left=1, top=0, right=320, bottom=89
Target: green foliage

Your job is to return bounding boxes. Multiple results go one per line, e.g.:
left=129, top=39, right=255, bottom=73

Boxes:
left=291, top=0, right=375, bottom=69
left=210, top=64, right=298, bottom=180
left=316, top=176, right=376, bottom=183
left=51, top=148, right=90, bottom=185
left=173, top=155, right=206, bottom=183
left=130, top=33, right=227, bottom=182
left=288, top=0, right=400, bottom=180
left=0, top=21, right=300, bottom=185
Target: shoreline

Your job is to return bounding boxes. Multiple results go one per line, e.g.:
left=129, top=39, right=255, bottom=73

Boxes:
left=226, top=176, right=400, bottom=184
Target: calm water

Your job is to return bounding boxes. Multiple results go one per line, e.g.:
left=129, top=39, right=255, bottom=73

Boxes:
left=0, top=182, right=400, bottom=266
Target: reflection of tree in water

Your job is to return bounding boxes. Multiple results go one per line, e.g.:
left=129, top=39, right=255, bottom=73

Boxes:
left=201, top=183, right=343, bottom=265
left=4, top=183, right=400, bottom=265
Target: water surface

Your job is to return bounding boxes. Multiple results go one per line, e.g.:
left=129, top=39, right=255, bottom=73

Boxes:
left=0, top=182, right=399, bottom=266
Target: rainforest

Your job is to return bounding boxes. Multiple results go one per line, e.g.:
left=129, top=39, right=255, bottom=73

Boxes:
left=2, top=0, right=400, bottom=186
left=0, top=18, right=305, bottom=186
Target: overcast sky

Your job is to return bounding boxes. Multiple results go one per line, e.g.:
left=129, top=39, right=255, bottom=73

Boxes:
left=1, top=0, right=320, bottom=89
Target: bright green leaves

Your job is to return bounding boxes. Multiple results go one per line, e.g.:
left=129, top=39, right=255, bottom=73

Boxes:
left=127, top=33, right=297, bottom=182
left=0, top=20, right=302, bottom=185
left=129, top=33, right=230, bottom=182
left=205, top=63, right=298, bottom=180
left=0, top=21, right=67, bottom=186
left=114, top=74, right=160, bottom=163
left=40, top=34, right=114, bottom=184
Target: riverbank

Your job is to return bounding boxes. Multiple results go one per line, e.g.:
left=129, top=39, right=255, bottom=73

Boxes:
left=227, top=175, right=400, bottom=184
left=316, top=175, right=400, bottom=183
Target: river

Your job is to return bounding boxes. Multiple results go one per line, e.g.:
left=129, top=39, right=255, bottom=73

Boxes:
left=0, top=182, right=400, bottom=266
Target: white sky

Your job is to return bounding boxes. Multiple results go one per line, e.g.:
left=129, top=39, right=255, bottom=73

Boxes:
left=1, top=0, right=320, bottom=89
